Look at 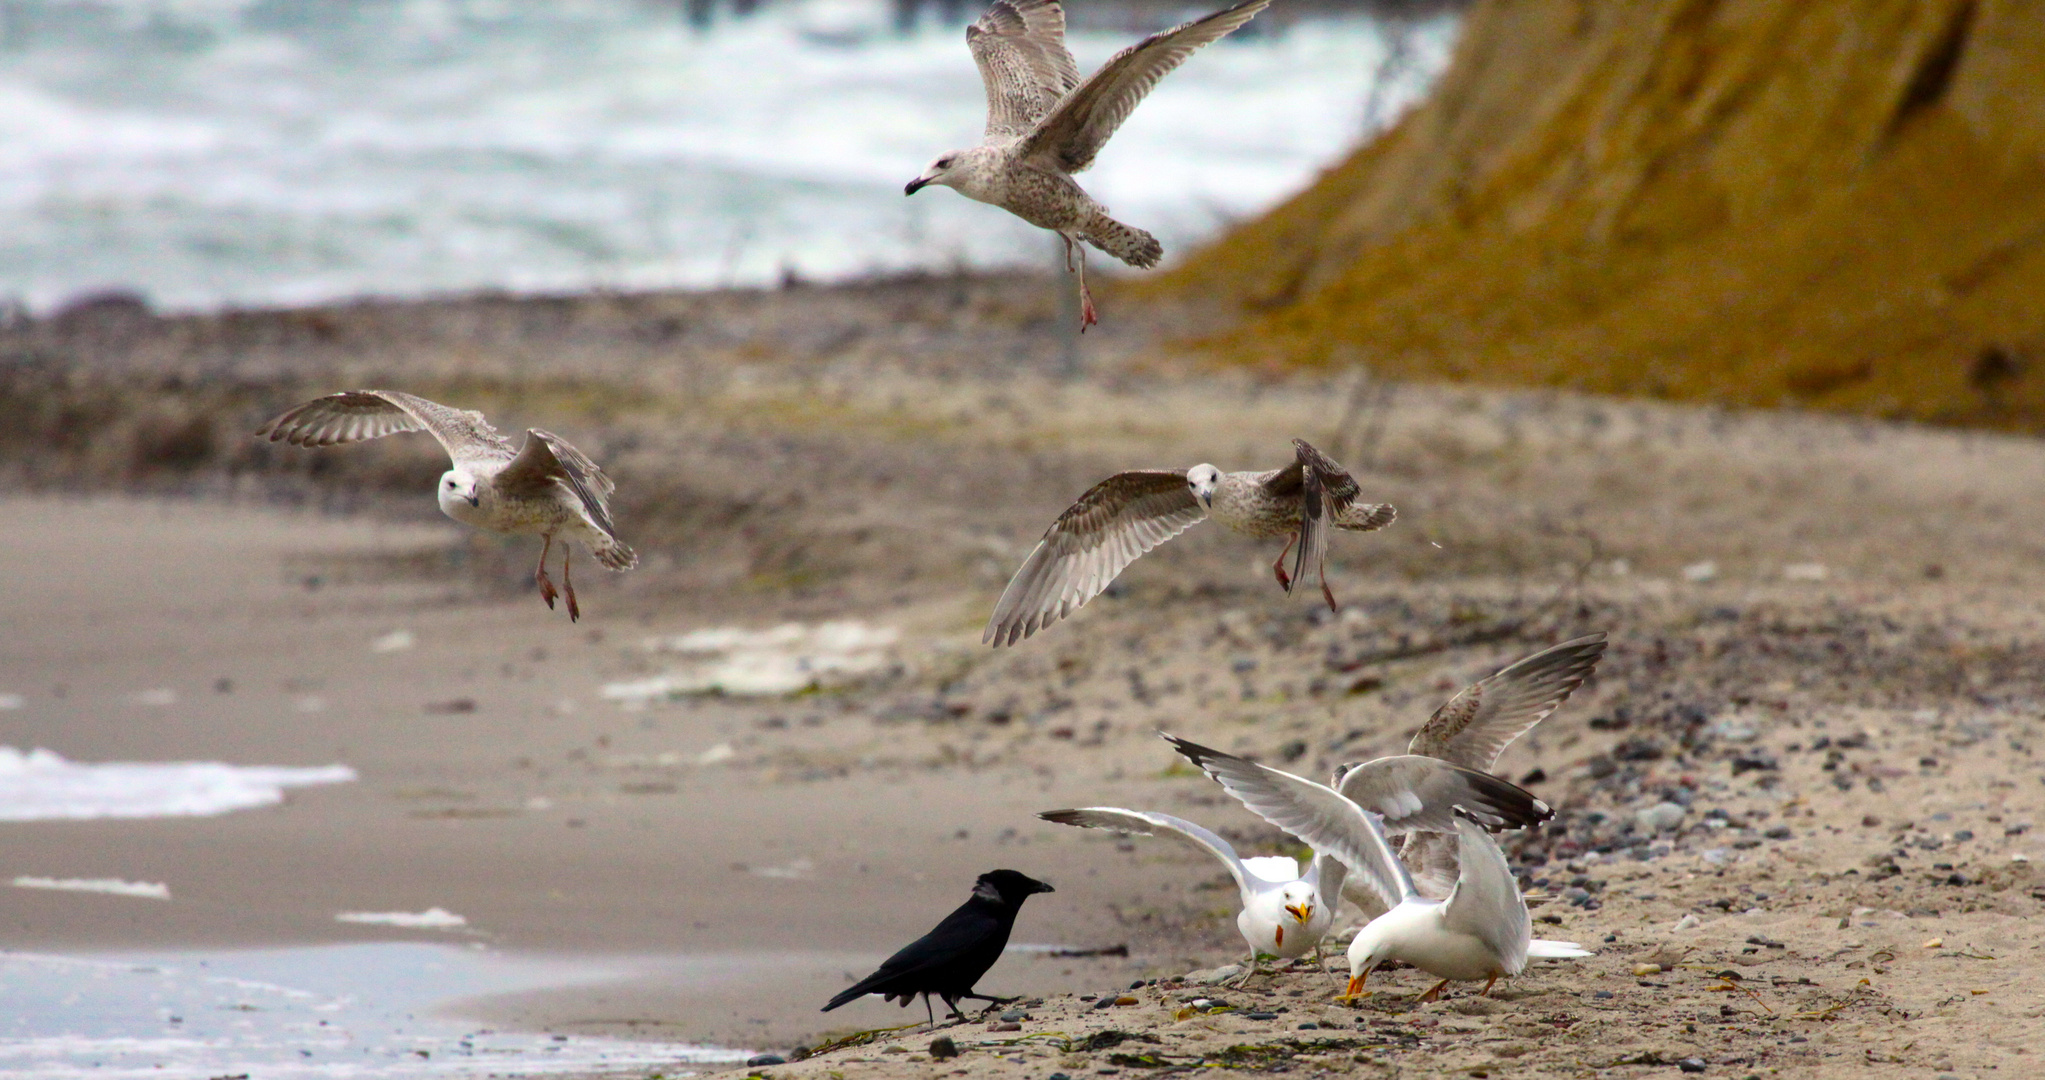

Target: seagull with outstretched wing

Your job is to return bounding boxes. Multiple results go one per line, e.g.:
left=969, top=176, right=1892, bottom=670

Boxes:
left=984, top=438, right=1393, bottom=646
left=906, top=0, right=1273, bottom=329
left=256, top=390, right=635, bottom=621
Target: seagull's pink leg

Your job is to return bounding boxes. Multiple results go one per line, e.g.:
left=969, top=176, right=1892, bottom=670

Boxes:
left=535, top=534, right=558, bottom=610
left=1271, top=532, right=1296, bottom=592
left=561, top=547, right=580, bottom=623
left=1075, top=243, right=1097, bottom=331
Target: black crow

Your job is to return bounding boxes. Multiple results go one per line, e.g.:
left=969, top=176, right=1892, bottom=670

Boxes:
left=821, top=869, right=1054, bottom=1026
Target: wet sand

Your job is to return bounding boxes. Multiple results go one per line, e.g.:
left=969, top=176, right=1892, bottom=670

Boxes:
left=3, top=279, right=2045, bottom=1075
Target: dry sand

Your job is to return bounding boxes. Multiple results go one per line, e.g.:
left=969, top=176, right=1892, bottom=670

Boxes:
left=2, top=278, right=2043, bottom=1077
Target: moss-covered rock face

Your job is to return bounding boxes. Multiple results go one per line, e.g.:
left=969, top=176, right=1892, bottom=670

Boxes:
left=1151, top=0, right=2045, bottom=430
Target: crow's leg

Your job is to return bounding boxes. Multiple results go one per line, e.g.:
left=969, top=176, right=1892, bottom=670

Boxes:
left=534, top=535, right=558, bottom=609
left=959, top=992, right=1019, bottom=1007
left=923, top=994, right=936, bottom=1028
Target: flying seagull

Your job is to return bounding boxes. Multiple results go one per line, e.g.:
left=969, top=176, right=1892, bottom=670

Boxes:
left=1167, top=741, right=1589, bottom=1000
left=985, top=439, right=1393, bottom=646
left=255, top=390, right=635, bottom=621
left=1348, top=633, right=1606, bottom=899
left=1041, top=807, right=1339, bottom=983
left=821, top=869, right=1054, bottom=1027
left=906, top=0, right=1274, bottom=329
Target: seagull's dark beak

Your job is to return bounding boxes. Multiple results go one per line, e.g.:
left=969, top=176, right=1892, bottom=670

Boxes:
left=465, top=494, right=480, bottom=508
left=904, top=177, right=928, bottom=196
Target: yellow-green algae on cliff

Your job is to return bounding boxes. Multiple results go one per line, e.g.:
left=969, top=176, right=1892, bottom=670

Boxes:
left=1147, top=0, right=2045, bottom=430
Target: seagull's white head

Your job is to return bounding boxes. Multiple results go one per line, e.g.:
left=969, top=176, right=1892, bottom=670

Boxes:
left=437, top=467, right=484, bottom=523
left=905, top=147, right=996, bottom=198
left=1186, top=464, right=1223, bottom=508
left=1277, top=881, right=1317, bottom=927
left=1344, top=918, right=1399, bottom=998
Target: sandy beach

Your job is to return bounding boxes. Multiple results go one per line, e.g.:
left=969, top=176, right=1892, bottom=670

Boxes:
left=2, top=276, right=2043, bottom=1076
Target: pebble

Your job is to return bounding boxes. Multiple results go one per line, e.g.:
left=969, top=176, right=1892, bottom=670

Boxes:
left=1000, top=1010, right=1029, bottom=1022
left=985, top=1021, right=1021, bottom=1032
left=928, top=1037, right=958, bottom=1060
left=1243, top=1011, right=1280, bottom=1021
left=1632, top=963, right=1663, bottom=976
left=1637, top=801, right=1688, bottom=833
left=746, top=1053, right=786, bottom=1067
left=1678, top=1058, right=1707, bottom=1073
left=1592, top=990, right=1615, bottom=1000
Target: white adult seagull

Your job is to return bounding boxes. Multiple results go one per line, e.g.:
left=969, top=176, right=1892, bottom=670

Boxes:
left=1040, top=807, right=1340, bottom=980
left=1167, top=740, right=1590, bottom=1000
left=906, top=0, right=1273, bottom=329
left=256, top=390, right=636, bottom=621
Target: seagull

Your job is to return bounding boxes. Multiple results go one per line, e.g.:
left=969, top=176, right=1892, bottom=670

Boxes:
left=985, top=439, right=1394, bottom=646
left=906, top=0, right=1273, bottom=329
left=1164, top=740, right=1590, bottom=1000
left=821, top=869, right=1055, bottom=1027
left=1349, top=633, right=1607, bottom=899
left=1040, top=807, right=1340, bottom=982
left=1342, top=808, right=1591, bottom=1001
left=255, top=390, right=635, bottom=621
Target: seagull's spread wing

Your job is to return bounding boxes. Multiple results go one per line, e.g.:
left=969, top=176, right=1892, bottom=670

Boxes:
left=968, top=0, right=1080, bottom=139
left=1162, top=734, right=1415, bottom=913
left=497, top=430, right=623, bottom=540
left=1019, top=0, right=1272, bottom=174
left=1331, top=754, right=1552, bottom=835
left=984, top=470, right=1204, bottom=646
left=255, top=389, right=512, bottom=467
left=1410, top=634, right=1608, bottom=770
left=1040, top=807, right=1263, bottom=902
left=1440, top=810, right=1531, bottom=975
left=1303, top=850, right=1348, bottom=911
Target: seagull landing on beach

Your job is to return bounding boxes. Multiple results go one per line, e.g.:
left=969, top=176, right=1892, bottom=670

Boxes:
left=256, top=390, right=635, bottom=621
left=821, top=869, right=1054, bottom=1028
left=985, top=439, right=1394, bottom=646
left=906, top=0, right=1273, bottom=329
left=1040, top=807, right=1339, bottom=984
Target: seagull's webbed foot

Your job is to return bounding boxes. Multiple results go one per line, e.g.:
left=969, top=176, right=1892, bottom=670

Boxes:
left=1416, top=978, right=1453, bottom=1003
left=1271, top=533, right=1297, bottom=592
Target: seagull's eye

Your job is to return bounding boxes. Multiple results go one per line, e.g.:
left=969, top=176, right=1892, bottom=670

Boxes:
left=937, top=156, right=955, bottom=169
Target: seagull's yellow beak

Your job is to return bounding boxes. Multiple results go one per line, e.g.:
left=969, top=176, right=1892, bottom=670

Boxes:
left=1340, top=969, right=1369, bottom=1001
left=1283, top=902, right=1313, bottom=924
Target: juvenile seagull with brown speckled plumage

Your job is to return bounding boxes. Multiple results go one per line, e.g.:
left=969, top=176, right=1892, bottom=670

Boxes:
left=906, top=0, right=1272, bottom=329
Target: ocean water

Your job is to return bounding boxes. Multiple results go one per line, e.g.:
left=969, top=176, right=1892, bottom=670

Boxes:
left=0, top=944, right=753, bottom=1078
left=0, top=0, right=1454, bottom=313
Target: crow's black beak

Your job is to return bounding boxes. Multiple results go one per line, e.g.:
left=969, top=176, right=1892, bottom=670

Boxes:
left=904, top=177, right=929, bottom=196
left=1035, top=881, right=1056, bottom=894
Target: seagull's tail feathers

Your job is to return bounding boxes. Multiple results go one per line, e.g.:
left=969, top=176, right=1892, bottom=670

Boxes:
left=1528, top=939, right=1594, bottom=959
left=1086, top=214, right=1162, bottom=269
left=591, top=536, right=637, bottom=572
